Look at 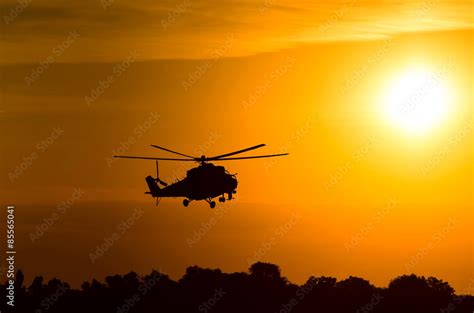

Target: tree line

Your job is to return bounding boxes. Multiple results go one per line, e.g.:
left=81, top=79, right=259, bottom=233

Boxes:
left=2, top=262, right=473, bottom=313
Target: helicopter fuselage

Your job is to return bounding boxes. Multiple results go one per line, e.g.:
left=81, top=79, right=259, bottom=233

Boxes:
left=146, top=163, right=237, bottom=207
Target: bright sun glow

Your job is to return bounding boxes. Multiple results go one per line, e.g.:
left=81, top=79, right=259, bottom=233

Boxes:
left=383, top=68, right=451, bottom=135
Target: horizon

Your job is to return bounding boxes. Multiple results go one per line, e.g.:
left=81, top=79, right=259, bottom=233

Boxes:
left=11, top=259, right=474, bottom=294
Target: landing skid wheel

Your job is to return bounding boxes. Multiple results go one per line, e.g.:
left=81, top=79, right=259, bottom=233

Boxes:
left=183, top=199, right=190, bottom=207
left=210, top=201, right=216, bottom=209
left=218, top=196, right=226, bottom=203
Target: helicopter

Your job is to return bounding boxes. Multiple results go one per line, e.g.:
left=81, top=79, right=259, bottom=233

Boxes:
left=114, top=144, right=288, bottom=208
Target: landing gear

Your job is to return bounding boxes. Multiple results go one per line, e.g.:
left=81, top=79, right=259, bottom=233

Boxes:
left=205, top=198, right=217, bottom=209
left=183, top=199, right=190, bottom=207
left=219, top=196, right=226, bottom=203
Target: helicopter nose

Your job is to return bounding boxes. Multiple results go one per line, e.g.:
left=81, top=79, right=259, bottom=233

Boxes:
left=231, top=177, right=238, bottom=189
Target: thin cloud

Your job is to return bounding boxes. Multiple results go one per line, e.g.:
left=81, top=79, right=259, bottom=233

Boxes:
left=1, top=0, right=472, bottom=62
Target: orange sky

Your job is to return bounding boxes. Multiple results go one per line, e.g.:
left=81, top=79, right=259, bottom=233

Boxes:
left=0, top=0, right=473, bottom=293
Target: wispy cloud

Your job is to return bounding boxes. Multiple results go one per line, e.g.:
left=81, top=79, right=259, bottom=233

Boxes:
left=1, top=0, right=472, bottom=62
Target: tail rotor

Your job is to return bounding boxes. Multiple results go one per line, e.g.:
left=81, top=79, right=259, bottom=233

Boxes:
left=154, top=161, right=168, bottom=187
left=145, top=161, right=167, bottom=206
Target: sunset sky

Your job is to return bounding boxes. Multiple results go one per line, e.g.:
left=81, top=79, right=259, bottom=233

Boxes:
left=1, top=0, right=473, bottom=293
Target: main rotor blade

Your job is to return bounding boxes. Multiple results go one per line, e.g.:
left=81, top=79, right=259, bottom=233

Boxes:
left=150, top=145, right=197, bottom=159
left=114, top=155, right=195, bottom=161
left=210, top=153, right=289, bottom=161
left=207, top=144, right=266, bottom=160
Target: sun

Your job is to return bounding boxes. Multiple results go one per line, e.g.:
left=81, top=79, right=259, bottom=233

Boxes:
left=382, top=67, right=451, bottom=135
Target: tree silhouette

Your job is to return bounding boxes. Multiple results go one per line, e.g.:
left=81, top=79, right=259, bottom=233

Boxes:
left=0, top=263, right=472, bottom=313
left=249, top=262, right=284, bottom=282
left=379, top=274, right=457, bottom=313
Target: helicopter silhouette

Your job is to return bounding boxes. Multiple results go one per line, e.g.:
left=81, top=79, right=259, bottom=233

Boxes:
left=114, top=144, right=288, bottom=208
